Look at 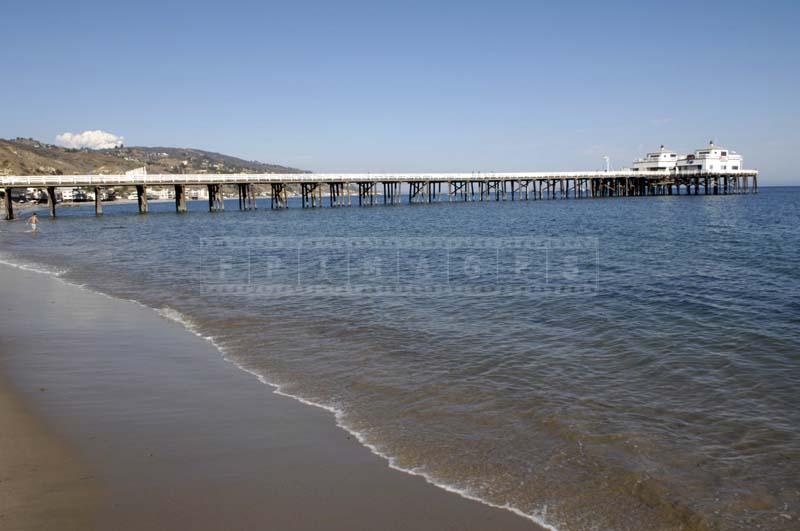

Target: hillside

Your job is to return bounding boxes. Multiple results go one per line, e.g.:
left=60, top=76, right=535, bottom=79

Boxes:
left=0, top=138, right=305, bottom=176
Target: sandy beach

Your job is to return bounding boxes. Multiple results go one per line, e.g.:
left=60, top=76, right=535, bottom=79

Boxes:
left=0, top=372, right=99, bottom=530
left=0, top=263, right=537, bottom=530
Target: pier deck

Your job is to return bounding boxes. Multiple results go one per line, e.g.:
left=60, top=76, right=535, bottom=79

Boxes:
left=1, top=170, right=758, bottom=220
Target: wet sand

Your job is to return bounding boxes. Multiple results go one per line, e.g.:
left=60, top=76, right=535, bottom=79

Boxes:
left=0, top=373, right=99, bottom=530
left=0, top=263, right=539, bottom=530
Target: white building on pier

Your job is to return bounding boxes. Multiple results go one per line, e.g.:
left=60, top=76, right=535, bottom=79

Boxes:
left=676, top=141, right=743, bottom=173
left=632, top=141, right=744, bottom=174
left=632, top=145, right=679, bottom=172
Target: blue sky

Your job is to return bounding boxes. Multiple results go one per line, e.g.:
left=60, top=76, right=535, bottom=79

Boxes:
left=2, top=0, right=798, bottom=183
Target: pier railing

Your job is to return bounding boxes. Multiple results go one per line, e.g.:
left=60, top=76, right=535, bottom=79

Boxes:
left=2, top=169, right=758, bottom=220
left=0, top=169, right=757, bottom=188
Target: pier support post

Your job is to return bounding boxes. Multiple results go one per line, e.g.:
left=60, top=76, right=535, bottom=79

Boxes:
left=136, top=185, right=148, bottom=214
left=270, top=183, right=288, bottom=209
left=46, top=186, right=57, bottom=217
left=236, top=183, right=255, bottom=210
left=94, top=187, right=103, bottom=216
left=175, top=184, right=187, bottom=213
left=216, top=185, right=225, bottom=211
left=3, top=188, right=13, bottom=221
left=207, top=184, right=224, bottom=212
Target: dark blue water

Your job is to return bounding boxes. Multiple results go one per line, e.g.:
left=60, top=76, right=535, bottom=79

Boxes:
left=2, top=189, right=798, bottom=530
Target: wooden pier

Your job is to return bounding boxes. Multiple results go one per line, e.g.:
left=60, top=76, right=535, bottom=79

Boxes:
left=1, top=170, right=758, bottom=220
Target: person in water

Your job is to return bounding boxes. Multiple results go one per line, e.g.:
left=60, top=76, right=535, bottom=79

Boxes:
left=27, top=213, right=38, bottom=231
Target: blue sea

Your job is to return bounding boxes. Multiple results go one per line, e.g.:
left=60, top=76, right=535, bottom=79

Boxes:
left=1, top=187, right=798, bottom=530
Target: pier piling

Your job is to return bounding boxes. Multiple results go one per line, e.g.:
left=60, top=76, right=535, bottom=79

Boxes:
left=94, top=187, right=103, bottom=216
left=136, top=185, right=148, bottom=214
left=46, top=186, right=56, bottom=217
left=270, top=183, right=288, bottom=209
left=3, top=188, right=12, bottom=221
left=236, top=183, right=256, bottom=211
left=175, top=184, right=187, bottom=213
left=207, top=184, right=225, bottom=212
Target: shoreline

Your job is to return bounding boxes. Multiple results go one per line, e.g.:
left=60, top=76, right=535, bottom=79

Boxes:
left=0, top=262, right=541, bottom=530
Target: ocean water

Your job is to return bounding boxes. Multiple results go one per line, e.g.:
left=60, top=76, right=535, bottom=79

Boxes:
left=1, top=188, right=799, bottom=530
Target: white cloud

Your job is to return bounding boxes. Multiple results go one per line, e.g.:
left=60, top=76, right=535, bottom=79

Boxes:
left=55, top=130, right=125, bottom=150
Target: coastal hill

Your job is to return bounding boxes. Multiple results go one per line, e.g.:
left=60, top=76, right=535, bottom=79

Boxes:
left=0, top=137, right=305, bottom=176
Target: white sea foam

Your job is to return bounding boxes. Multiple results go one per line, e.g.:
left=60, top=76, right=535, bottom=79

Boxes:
left=156, top=307, right=227, bottom=351
left=155, top=305, right=561, bottom=530
left=0, top=255, right=69, bottom=277
left=0, top=256, right=562, bottom=530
